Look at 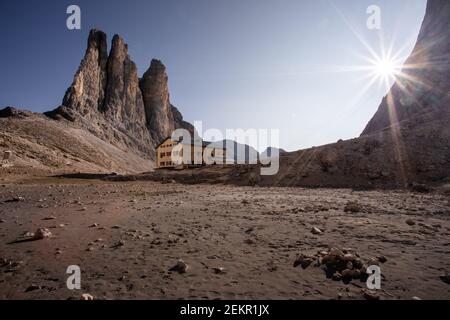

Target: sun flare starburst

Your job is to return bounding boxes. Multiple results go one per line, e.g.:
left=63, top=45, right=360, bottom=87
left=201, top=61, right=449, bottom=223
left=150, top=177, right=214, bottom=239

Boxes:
left=365, top=53, right=404, bottom=89
left=373, top=57, right=400, bottom=78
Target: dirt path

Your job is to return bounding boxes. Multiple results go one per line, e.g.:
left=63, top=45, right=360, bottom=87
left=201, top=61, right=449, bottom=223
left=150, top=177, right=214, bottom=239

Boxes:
left=0, top=178, right=449, bottom=300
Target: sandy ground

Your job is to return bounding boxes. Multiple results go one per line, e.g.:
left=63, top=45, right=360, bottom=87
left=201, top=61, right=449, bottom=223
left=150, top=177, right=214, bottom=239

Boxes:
left=0, top=176, right=449, bottom=300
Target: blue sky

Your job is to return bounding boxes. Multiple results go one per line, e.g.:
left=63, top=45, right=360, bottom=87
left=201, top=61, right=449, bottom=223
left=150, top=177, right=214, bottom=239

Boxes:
left=0, top=0, right=427, bottom=151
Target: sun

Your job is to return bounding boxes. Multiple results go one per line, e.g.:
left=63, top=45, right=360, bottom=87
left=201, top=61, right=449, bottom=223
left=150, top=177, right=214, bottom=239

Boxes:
left=374, top=58, right=398, bottom=78
left=361, top=52, right=404, bottom=90
left=366, top=54, right=404, bottom=88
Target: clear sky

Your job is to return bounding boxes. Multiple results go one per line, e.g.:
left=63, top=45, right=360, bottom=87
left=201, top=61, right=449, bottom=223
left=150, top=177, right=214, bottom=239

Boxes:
left=0, top=0, right=427, bottom=152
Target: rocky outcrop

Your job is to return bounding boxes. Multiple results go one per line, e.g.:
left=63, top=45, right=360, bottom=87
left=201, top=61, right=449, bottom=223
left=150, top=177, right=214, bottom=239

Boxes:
left=46, top=29, right=193, bottom=160
left=61, top=29, right=108, bottom=119
left=140, top=59, right=172, bottom=141
left=261, top=110, right=450, bottom=188
left=140, top=59, right=193, bottom=142
left=170, top=105, right=195, bottom=135
left=102, top=35, right=146, bottom=126
left=0, top=107, right=32, bottom=119
left=362, top=0, right=450, bottom=136
left=100, top=35, right=153, bottom=156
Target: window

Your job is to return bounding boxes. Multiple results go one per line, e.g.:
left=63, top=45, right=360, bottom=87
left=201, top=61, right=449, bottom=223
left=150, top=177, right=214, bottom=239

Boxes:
left=161, top=161, right=165, bottom=166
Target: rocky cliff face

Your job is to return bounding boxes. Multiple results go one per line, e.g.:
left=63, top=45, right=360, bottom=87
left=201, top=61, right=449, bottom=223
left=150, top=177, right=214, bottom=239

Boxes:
left=61, top=30, right=108, bottom=119
left=46, top=29, right=192, bottom=159
left=140, top=59, right=172, bottom=142
left=140, top=59, right=194, bottom=142
left=362, top=0, right=450, bottom=136
left=102, top=35, right=146, bottom=127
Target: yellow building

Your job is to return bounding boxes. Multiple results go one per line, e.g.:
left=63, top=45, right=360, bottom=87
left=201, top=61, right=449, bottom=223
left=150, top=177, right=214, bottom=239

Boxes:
left=155, top=137, right=227, bottom=169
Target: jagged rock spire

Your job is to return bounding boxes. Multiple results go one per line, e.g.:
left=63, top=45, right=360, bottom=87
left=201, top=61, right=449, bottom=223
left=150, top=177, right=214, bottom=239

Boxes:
left=62, top=29, right=108, bottom=118
left=48, top=29, right=193, bottom=158
left=102, top=34, right=147, bottom=130
left=140, top=59, right=174, bottom=141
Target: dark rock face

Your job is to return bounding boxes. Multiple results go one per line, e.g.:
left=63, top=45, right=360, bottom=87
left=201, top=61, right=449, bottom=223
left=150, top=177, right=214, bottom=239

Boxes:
left=171, top=105, right=195, bottom=134
left=48, top=30, right=193, bottom=159
left=140, top=60, right=194, bottom=141
left=102, top=35, right=146, bottom=126
left=362, top=0, right=450, bottom=136
left=140, top=59, right=174, bottom=141
left=101, top=35, right=152, bottom=154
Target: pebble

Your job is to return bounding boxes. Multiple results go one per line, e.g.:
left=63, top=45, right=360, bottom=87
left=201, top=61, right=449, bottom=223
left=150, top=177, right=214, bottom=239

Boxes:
left=367, top=258, right=380, bottom=266
left=213, top=267, right=226, bottom=274
left=25, top=284, right=41, bottom=292
left=115, top=240, right=126, bottom=247
left=294, top=255, right=315, bottom=269
left=332, top=272, right=342, bottom=281
left=34, top=228, right=52, bottom=240
left=169, top=260, right=189, bottom=274
left=80, top=293, right=94, bottom=300
left=440, top=275, right=450, bottom=285
left=341, top=269, right=353, bottom=279
left=362, top=290, right=380, bottom=300
left=344, top=201, right=363, bottom=213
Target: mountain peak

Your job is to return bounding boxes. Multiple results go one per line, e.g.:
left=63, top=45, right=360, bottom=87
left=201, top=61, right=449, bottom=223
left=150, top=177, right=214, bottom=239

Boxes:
left=87, top=29, right=107, bottom=46
left=150, top=58, right=165, bottom=68
left=110, top=34, right=128, bottom=53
